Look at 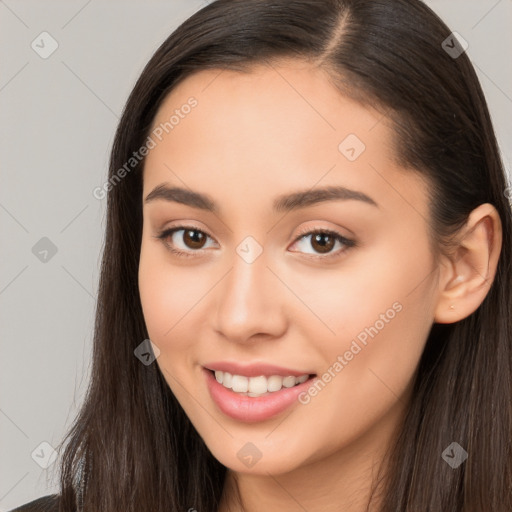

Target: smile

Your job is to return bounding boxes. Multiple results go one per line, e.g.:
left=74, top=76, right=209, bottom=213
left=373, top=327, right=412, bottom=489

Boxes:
left=213, top=370, right=310, bottom=397
left=203, top=368, right=317, bottom=423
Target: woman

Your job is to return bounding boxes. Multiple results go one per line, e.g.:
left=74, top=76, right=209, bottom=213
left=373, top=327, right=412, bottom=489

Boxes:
left=11, top=0, right=511, bottom=510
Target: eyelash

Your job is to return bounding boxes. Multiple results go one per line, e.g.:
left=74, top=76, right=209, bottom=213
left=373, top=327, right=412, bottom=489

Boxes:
left=154, top=224, right=356, bottom=260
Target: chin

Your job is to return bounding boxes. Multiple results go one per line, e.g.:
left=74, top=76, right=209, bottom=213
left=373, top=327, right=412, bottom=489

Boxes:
left=204, top=435, right=310, bottom=476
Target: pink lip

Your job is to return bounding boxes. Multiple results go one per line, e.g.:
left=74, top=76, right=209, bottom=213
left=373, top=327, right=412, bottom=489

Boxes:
left=203, top=361, right=313, bottom=378
left=203, top=367, right=316, bottom=423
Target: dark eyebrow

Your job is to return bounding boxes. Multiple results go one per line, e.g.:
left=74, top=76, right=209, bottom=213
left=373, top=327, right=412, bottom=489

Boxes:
left=273, top=185, right=378, bottom=212
left=144, top=183, right=378, bottom=212
left=144, top=184, right=218, bottom=212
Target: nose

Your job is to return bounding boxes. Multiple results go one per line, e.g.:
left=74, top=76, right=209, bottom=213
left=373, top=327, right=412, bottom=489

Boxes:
left=213, top=245, right=287, bottom=344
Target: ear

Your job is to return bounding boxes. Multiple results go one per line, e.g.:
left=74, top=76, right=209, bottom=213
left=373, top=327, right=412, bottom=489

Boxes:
left=434, top=203, right=502, bottom=324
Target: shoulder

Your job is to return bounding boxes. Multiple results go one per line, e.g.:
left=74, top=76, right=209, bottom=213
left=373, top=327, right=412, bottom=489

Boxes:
left=8, top=494, right=60, bottom=512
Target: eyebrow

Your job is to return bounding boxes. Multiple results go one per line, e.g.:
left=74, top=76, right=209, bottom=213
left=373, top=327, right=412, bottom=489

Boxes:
left=144, top=183, right=378, bottom=213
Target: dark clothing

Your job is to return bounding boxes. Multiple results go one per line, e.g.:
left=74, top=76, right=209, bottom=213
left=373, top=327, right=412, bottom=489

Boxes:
left=9, top=494, right=60, bottom=512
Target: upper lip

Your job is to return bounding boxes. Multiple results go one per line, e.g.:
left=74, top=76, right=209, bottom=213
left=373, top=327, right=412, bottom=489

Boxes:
left=203, top=361, right=315, bottom=378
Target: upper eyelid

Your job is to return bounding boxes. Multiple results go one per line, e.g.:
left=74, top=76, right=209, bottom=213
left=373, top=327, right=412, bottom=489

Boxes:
left=294, top=225, right=350, bottom=239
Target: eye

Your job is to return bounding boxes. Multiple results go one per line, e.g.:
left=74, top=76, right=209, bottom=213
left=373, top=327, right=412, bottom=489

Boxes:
left=154, top=225, right=217, bottom=258
left=289, top=227, right=356, bottom=259
left=154, top=224, right=356, bottom=260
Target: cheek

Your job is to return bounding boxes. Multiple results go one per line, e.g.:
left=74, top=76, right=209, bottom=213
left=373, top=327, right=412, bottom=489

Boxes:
left=291, top=229, right=435, bottom=351
left=138, top=248, right=201, bottom=399
left=138, top=243, right=205, bottom=344
left=297, top=233, right=436, bottom=434
left=138, top=255, right=174, bottom=340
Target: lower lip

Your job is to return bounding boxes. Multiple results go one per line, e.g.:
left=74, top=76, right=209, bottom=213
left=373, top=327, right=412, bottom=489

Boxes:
left=203, top=367, right=316, bottom=423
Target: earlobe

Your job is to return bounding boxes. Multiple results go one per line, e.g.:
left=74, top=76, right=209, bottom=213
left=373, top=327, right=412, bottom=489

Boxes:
left=434, top=203, right=502, bottom=324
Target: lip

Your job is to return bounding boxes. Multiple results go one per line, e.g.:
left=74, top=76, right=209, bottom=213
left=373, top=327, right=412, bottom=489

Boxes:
left=203, top=367, right=316, bottom=423
left=203, top=361, right=313, bottom=378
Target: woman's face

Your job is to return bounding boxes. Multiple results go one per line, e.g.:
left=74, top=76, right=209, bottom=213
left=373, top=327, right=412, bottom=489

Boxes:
left=138, top=59, right=441, bottom=475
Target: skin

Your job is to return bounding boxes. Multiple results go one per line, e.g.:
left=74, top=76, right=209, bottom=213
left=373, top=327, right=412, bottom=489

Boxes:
left=138, top=59, right=502, bottom=511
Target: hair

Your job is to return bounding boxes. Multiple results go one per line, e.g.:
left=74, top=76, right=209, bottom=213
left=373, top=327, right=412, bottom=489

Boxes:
left=54, top=0, right=512, bottom=510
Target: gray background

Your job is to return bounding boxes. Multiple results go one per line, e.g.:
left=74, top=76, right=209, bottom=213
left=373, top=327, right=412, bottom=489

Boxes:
left=1, top=1, right=510, bottom=509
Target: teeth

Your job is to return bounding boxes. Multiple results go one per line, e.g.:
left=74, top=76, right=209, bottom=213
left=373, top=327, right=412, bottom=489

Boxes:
left=231, top=375, right=249, bottom=392
left=282, top=376, right=296, bottom=388
left=248, top=375, right=267, bottom=394
left=213, top=370, right=310, bottom=396
left=267, top=375, right=283, bottom=392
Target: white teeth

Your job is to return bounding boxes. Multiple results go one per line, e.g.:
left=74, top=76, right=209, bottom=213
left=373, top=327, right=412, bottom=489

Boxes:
left=282, top=376, right=296, bottom=388
left=223, top=372, right=232, bottom=389
left=212, top=370, right=310, bottom=396
left=267, top=375, right=283, bottom=392
left=231, top=375, right=249, bottom=392
left=248, top=375, right=267, bottom=394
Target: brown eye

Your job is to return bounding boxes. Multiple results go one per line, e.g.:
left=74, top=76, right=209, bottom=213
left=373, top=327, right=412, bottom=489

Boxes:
left=182, top=229, right=207, bottom=249
left=310, top=232, right=336, bottom=254
left=290, top=228, right=356, bottom=259
left=155, top=225, right=216, bottom=257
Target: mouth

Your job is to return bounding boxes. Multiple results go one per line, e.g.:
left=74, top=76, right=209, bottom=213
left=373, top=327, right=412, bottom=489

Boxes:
left=206, top=368, right=316, bottom=397
left=203, top=367, right=317, bottom=423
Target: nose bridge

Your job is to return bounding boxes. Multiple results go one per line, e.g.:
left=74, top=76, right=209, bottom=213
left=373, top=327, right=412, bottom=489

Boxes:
left=214, top=240, right=284, bottom=341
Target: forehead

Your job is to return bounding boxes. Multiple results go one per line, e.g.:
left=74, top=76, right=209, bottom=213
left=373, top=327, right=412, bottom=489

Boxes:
left=149, top=59, right=392, bottom=150
left=142, top=59, right=429, bottom=223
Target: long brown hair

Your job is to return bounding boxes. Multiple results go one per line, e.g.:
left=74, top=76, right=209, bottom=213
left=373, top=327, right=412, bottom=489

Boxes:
left=56, top=0, right=512, bottom=510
